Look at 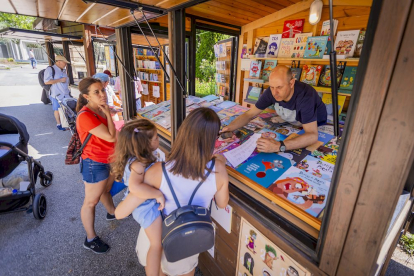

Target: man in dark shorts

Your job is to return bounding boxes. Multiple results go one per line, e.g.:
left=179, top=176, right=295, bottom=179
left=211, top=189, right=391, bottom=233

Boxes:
left=222, top=65, right=327, bottom=153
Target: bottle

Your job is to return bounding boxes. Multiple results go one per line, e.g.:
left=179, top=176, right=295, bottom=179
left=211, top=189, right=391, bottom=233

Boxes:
left=0, top=187, right=13, bottom=197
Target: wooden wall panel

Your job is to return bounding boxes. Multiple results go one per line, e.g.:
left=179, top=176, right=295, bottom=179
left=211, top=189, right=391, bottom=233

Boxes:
left=336, top=2, right=414, bottom=274
left=38, top=0, right=65, bottom=19
left=186, top=6, right=250, bottom=26
left=11, top=0, right=38, bottom=16
left=319, top=0, right=413, bottom=274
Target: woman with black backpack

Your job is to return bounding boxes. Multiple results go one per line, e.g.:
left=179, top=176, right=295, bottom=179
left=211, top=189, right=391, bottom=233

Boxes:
left=117, top=107, right=229, bottom=276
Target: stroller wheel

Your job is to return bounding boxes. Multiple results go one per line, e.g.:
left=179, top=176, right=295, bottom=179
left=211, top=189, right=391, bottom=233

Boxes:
left=33, top=193, right=47, bottom=220
left=40, top=171, right=53, bottom=187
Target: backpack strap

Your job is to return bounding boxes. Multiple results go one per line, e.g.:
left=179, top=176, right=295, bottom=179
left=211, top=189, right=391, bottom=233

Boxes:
left=50, top=66, right=55, bottom=79
left=162, top=162, right=181, bottom=209
left=188, top=159, right=216, bottom=205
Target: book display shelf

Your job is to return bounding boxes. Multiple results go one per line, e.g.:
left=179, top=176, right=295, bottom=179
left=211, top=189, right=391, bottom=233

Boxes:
left=215, top=40, right=232, bottom=100
left=134, top=47, right=165, bottom=105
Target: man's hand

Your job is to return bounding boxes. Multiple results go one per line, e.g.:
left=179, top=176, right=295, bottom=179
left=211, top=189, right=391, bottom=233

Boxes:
left=256, top=137, right=281, bottom=153
left=60, top=77, right=67, bottom=83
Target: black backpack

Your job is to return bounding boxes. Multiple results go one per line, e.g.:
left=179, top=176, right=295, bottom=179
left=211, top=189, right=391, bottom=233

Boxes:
left=161, top=159, right=216, bottom=262
left=38, top=66, right=55, bottom=92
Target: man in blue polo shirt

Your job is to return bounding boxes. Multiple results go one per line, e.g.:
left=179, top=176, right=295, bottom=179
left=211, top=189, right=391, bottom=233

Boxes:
left=222, top=65, right=327, bottom=153
left=44, top=55, right=71, bottom=131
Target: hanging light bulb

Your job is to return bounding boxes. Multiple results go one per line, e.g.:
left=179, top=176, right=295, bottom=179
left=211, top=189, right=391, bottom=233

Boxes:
left=309, top=0, right=323, bottom=25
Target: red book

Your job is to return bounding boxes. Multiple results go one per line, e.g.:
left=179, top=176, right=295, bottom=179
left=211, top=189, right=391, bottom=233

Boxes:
left=282, top=19, right=305, bottom=38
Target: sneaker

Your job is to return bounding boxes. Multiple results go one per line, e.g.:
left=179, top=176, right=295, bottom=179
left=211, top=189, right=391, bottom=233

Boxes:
left=83, top=236, right=110, bottom=254
left=106, top=213, right=116, bottom=221
left=56, top=125, right=67, bottom=131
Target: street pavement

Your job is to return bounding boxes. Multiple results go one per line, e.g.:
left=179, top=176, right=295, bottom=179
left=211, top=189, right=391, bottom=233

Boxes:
left=0, top=64, right=147, bottom=276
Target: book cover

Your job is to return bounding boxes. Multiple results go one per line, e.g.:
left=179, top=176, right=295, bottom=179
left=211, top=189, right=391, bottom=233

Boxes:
left=216, top=101, right=237, bottom=110
left=311, top=145, right=337, bottom=164
left=340, top=66, right=357, bottom=91
left=187, top=95, right=206, bottom=105
left=262, top=116, right=288, bottom=130
left=214, top=137, right=240, bottom=155
left=354, top=30, right=366, bottom=57
left=278, top=148, right=311, bottom=166
left=318, top=65, right=344, bottom=87
left=241, top=44, right=248, bottom=58
left=234, top=127, right=254, bottom=143
left=254, top=38, right=269, bottom=58
left=321, top=94, right=347, bottom=124
left=187, top=104, right=201, bottom=113
left=245, top=117, right=267, bottom=132
left=236, top=153, right=292, bottom=188
left=202, top=95, right=219, bottom=102
left=325, top=137, right=341, bottom=152
left=249, top=60, right=263, bottom=78
left=320, top=19, right=338, bottom=36
left=278, top=38, right=295, bottom=58
left=152, top=111, right=171, bottom=129
left=268, top=166, right=331, bottom=217
left=303, top=36, right=329, bottom=59
left=137, top=48, right=144, bottom=55
left=299, top=65, right=323, bottom=86
left=221, top=115, right=238, bottom=126
left=291, top=33, right=313, bottom=58
left=258, top=128, right=288, bottom=141
left=266, top=34, right=282, bottom=57
left=217, top=109, right=236, bottom=118
left=291, top=67, right=302, bottom=81
left=246, top=86, right=262, bottom=102
left=137, top=103, right=160, bottom=115
left=295, top=155, right=335, bottom=181
left=209, top=105, right=224, bottom=113
left=225, top=105, right=249, bottom=115
left=334, top=30, right=360, bottom=57
left=273, top=125, right=303, bottom=136
left=282, top=19, right=305, bottom=38
left=262, top=60, right=278, bottom=82
left=142, top=106, right=170, bottom=119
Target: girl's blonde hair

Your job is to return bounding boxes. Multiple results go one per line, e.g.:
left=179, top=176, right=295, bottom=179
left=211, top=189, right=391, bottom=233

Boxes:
left=111, top=119, right=157, bottom=181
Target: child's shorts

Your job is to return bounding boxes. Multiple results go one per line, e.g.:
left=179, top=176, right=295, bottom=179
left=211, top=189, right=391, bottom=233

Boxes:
left=132, top=199, right=161, bottom=229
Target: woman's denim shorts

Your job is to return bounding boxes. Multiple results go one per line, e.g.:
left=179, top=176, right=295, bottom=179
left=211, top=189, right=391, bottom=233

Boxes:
left=80, top=158, right=110, bottom=184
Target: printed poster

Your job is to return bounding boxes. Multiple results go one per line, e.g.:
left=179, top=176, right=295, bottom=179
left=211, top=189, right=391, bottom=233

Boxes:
left=236, top=218, right=311, bottom=276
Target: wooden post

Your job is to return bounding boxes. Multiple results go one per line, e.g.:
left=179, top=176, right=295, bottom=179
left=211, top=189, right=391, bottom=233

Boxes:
left=45, top=41, right=55, bottom=66
left=62, top=41, right=74, bottom=85
left=83, top=25, right=95, bottom=77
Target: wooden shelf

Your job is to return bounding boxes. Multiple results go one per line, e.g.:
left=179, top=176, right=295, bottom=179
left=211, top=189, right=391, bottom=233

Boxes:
left=136, top=55, right=157, bottom=59
left=246, top=57, right=359, bottom=64
left=312, top=86, right=352, bottom=96
left=136, top=68, right=161, bottom=71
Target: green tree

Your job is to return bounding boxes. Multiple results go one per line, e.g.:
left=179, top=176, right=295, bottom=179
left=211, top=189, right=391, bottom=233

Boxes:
left=195, top=30, right=230, bottom=82
left=0, top=12, right=36, bottom=30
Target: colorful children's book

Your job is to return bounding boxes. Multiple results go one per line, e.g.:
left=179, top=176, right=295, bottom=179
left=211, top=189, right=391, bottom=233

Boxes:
left=268, top=166, right=331, bottom=217
left=318, top=125, right=343, bottom=136
left=249, top=60, right=262, bottom=78
left=311, top=145, right=337, bottom=164
left=334, top=30, right=360, bottom=57
left=137, top=48, right=144, bottom=55
left=273, top=125, right=302, bottom=136
left=225, top=105, right=249, bottom=115
left=262, top=60, right=277, bottom=82
left=291, top=33, right=313, bottom=58
left=339, top=66, right=357, bottom=91
left=245, top=86, right=262, bottom=103
left=262, top=115, right=288, bottom=130
left=325, top=137, right=341, bottom=152
left=202, top=95, right=219, bottom=102
left=234, top=127, right=254, bottom=143
left=300, top=65, right=323, bottom=86
left=278, top=148, right=311, bottom=166
left=152, top=111, right=171, bottom=129
left=291, top=67, right=302, bottom=81
left=258, top=128, right=288, bottom=141
left=217, top=109, right=235, bottom=118
left=209, top=105, right=224, bottom=113
left=295, top=155, right=335, bottom=181
left=214, top=137, right=239, bottom=155
left=245, top=117, right=267, bottom=132
left=320, top=19, right=338, bottom=36
left=221, top=115, right=238, bottom=126
left=282, top=19, right=305, bottom=38
left=318, top=65, right=344, bottom=87
left=216, top=101, right=237, bottom=110
left=266, top=34, right=282, bottom=57
left=303, top=36, right=329, bottom=59
left=354, top=30, right=366, bottom=57
left=278, top=38, right=295, bottom=58
left=137, top=103, right=160, bottom=115
left=142, top=106, right=170, bottom=119
left=321, top=94, right=347, bottom=124
left=236, top=153, right=292, bottom=188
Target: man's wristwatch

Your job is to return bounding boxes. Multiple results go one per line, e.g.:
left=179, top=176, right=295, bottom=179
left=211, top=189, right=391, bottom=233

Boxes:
left=279, top=141, right=286, bottom=152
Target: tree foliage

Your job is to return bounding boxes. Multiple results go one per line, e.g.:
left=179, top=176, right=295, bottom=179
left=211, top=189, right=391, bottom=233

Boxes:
left=0, top=12, right=36, bottom=30
left=195, top=30, right=230, bottom=82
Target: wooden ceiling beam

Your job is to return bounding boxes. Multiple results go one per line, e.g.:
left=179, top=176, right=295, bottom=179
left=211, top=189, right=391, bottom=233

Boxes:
left=76, top=2, right=96, bottom=22
left=7, top=0, right=17, bottom=13
left=92, top=7, right=119, bottom=24
left=58, top=0, right=70, bottom=19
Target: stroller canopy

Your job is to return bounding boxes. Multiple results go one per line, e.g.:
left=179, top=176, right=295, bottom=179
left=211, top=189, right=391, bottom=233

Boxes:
left=0, top=113, right=30, bottom=148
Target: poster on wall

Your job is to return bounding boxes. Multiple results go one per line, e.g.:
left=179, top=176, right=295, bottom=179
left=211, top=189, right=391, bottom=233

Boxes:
left=236, top=218, right=311, bottom=276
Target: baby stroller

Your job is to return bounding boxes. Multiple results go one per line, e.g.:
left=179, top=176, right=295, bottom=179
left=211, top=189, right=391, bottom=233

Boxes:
left=58, top=97, right=77, bottom=134
left=0, top=113, right=53, bottom=220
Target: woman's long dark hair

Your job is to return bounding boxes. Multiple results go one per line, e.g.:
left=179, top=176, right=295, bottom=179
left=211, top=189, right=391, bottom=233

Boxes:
left=76, top=77, right=102, bottom=112
left=167, top=107, right=220, bottom=181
